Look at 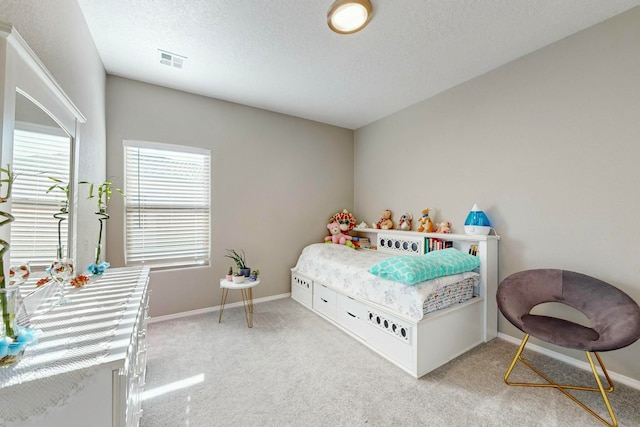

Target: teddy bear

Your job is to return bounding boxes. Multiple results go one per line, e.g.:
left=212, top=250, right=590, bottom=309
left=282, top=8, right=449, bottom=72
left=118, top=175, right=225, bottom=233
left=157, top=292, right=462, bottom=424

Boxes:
left=436, top=221, right=452, bottom=234
left=398, top=213, right=413, bottom=231
left=417, top=208, right=436, bottom=233
left=325, top=221, right=354, bottom=246
left=375, top=209, right=394, bottom=230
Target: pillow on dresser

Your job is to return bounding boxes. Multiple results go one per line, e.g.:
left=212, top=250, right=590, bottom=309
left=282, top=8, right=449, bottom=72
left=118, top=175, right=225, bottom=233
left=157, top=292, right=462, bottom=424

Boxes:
left=368, top=248, right=481, bottom=285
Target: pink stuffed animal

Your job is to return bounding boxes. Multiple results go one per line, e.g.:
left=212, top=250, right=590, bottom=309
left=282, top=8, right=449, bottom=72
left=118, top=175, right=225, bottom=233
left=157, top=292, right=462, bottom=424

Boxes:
left=325, top=221, right=353, bottom=245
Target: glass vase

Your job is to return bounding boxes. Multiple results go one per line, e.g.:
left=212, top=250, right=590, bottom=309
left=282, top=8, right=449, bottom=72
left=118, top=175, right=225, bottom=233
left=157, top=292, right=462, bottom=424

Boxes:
left=95, top=244, right=102, bottom=265
left=9, top=261, right=31, bottom=286
left=50, top=257, right=75, bottom=305
left=0, top=286, right=22, bottom=367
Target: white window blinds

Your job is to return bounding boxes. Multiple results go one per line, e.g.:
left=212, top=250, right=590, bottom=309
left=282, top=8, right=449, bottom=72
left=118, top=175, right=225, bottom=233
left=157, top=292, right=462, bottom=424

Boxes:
left=10, top=127, right=71, bottom=267
left=124, top=140, right=211, bottom=267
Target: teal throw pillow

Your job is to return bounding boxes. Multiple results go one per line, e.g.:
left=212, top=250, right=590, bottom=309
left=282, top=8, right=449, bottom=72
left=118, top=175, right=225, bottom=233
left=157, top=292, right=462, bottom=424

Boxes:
left=368, top=248, right=480, bottom=285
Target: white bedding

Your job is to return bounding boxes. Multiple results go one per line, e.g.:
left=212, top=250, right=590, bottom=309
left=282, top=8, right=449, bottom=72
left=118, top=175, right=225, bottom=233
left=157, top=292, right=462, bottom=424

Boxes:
left=292, top=243, right=479, bottom=320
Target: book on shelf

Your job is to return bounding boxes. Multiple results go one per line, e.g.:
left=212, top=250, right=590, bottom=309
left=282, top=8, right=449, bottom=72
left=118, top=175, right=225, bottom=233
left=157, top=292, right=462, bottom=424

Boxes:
left=352, top=236, right=371, bottom=249
left=468, top=245, right=479, bottom=256
left=426, top=238, right=453, bottom=252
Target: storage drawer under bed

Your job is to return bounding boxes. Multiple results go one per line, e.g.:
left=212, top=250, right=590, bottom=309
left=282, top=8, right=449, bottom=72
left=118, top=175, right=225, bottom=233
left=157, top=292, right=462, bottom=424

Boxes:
left=336, top=294, right=369, bottom=339
left=313, top=282, right=337, bottom=320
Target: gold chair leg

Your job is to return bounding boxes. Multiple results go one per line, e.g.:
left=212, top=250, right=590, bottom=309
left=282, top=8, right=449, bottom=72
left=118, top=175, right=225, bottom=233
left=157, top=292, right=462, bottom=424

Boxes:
left=503, top=334, right=618, bottom=427
left=586, top=351, right=617, bottom=427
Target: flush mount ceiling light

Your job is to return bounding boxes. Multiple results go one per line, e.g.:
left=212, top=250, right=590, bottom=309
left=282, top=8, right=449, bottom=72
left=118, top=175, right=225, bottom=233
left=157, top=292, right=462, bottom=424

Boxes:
left=327, top=0, right=373, bottom=34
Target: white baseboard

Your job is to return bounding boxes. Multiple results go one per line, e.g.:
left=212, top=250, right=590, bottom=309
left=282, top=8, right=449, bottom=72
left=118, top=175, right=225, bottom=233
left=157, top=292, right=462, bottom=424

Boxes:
left=148, top=292, right=291, bottom=324
left=498, top=333, right=640, bottom=391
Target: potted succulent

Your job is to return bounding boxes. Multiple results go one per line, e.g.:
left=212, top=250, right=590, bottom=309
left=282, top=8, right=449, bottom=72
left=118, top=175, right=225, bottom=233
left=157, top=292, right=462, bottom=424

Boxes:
left=225, top=249, right=250, bottom=277
left=250, top=269, right=259, bottom=281
left=232, top=272, right=245, bottom=284
left=226, top=266, right=233, bottom=282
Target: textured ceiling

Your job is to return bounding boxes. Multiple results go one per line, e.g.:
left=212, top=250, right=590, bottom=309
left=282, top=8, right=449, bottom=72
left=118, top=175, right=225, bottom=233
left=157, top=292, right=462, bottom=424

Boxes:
left=77, top=0, right=640, bottom=130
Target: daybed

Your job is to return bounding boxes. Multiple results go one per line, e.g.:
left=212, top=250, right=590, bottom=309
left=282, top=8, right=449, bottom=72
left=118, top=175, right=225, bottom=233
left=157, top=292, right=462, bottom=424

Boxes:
left=291, top=229, right=499, bottom=378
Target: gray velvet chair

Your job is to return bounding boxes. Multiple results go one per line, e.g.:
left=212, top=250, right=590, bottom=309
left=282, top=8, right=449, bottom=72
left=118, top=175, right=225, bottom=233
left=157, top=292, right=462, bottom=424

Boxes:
left=497, top=269, right=640, bottom=427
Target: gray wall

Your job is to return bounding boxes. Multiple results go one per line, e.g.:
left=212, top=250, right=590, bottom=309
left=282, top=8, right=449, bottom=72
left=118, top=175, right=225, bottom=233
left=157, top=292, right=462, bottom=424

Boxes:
left=0, top=0, right=106, bottom=270
left=3, top=0, right=638, bottom=382
left=105, top=76, right=353, bottom=317
left=354, top=8, right=640, bottom=380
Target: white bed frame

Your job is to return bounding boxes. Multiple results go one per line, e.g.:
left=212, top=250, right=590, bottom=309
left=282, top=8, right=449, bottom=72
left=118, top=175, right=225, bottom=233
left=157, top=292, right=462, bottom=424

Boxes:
left=291, top=228, right=499, bottom=378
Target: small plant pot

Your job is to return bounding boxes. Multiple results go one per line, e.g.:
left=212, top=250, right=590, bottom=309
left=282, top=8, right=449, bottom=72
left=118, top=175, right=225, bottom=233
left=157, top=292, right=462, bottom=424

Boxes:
left=239, top=268, right=251, bottom=277
left=226, top=274, right=233, bottom=282
left=232, top=275, right=245, bottom=284
left=249, top=274, right=258, bottom=282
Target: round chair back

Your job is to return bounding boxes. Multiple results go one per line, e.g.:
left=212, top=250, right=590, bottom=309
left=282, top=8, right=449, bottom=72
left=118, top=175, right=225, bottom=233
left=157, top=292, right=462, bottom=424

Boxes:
left=497, top=269, right=640, bottom=352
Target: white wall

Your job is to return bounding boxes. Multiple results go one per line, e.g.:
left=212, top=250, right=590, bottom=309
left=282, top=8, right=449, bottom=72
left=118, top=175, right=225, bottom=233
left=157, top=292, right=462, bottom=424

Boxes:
left=105, top=76, right=353, bottom=317
left=354, top=8, right=640, bottom=380
left=0, top=0, right=107, bottom=270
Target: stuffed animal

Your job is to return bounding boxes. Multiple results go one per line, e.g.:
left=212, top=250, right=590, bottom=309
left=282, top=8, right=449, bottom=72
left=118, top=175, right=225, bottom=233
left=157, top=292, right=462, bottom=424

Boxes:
left=375, top=209, right=394, bottom=230
left=325, top=221, right=354, bottom=246
left=398, top=213, right=413, bottom=231
left=330, top=209, right=356, bottom=235
left=436, top=221, right=452, bottom=234
left=417, top=208, right=436, bottom=233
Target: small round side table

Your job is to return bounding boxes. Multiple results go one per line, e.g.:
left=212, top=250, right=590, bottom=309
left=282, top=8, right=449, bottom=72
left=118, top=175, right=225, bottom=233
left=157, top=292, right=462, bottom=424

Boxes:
left=219, top=278, right=260, bottom=328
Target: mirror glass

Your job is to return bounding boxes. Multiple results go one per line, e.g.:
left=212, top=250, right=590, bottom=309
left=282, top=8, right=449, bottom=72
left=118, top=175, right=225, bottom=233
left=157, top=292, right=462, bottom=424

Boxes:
left=10, top=91, right=73, bottom=268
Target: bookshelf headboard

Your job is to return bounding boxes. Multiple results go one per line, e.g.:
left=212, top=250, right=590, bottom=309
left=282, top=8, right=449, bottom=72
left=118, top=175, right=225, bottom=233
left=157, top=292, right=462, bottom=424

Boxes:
left=377, top=233, right=425, bottom=255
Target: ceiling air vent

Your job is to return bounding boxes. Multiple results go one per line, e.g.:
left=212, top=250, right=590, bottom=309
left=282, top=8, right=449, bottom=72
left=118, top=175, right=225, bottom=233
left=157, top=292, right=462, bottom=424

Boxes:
left=158, top=49, right=186, bottom=69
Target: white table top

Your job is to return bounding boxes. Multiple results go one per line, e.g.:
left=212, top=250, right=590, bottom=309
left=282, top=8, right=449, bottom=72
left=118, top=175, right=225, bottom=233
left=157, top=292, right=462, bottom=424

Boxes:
left=220, top=278, right=260, bottom=290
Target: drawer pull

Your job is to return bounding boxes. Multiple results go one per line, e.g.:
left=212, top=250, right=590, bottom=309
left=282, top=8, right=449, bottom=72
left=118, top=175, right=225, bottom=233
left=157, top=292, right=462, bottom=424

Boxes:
left=347, top=311, right=356, bottom=318
left=320, top=298, right=328, bottom=303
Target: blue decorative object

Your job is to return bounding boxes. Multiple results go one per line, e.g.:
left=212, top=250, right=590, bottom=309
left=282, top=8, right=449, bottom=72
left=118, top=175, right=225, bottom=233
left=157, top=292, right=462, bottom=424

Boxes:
left=464, top=204, right=492, bottom=235
left=0, top=326, right=39, bottom=360
left=87, top=261, right=110, bottom=276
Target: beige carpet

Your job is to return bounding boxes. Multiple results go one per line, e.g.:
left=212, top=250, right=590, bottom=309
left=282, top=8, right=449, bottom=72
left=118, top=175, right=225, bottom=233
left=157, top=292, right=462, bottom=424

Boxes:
left=140, top=298, right=640, bottom=427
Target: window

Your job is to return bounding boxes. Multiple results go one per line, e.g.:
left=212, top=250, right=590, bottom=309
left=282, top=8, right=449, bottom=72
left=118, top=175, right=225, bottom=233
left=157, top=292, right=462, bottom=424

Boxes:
left=10, top=126, right=71, bottom=267
left=124, top=140, right=211, bottom=267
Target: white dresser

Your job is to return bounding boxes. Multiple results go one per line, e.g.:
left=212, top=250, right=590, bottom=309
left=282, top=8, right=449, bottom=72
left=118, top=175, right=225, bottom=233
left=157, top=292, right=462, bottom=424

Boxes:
left=0, top=266, right=150, bottom=427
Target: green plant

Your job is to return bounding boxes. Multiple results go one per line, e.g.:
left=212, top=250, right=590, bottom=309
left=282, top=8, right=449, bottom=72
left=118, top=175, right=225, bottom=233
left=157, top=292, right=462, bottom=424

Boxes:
left=46, top=177, right=71, bottom=214
left=224, top=249, right=247, bottom=270
left=251, top=269, right=259, bottom=275
left=46, top=178, right=89, bottom=258
left=0, top=164, right=17, bottom=339
left=87, top=180, right=125, bottom=214
left=227, top=266, right=233, bottom=275
left=87, top=180, right=125, bottom=267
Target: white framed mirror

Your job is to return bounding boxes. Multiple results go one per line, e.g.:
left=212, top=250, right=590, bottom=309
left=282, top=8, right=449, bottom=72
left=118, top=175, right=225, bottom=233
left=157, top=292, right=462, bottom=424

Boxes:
left=0, top=22, right=85, bottom=267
